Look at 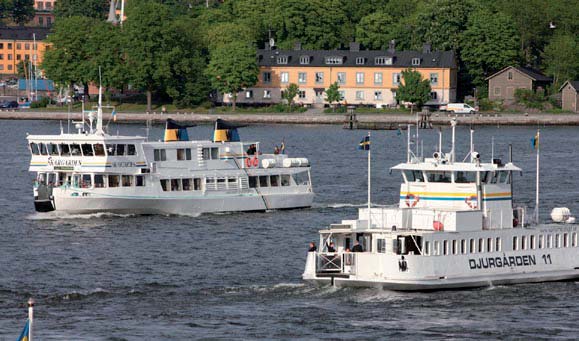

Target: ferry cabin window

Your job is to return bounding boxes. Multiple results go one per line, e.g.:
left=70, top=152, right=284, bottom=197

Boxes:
left=171, top=179, right=181, bottom=191
left=94, top=144, right=106, bottom=156
left=81, top=143, right=94, bottom=156
left=94, top=174, right=105, bottom=188
left=48, top=143, right=60, bottom=156
left=496, top=237, right=501, bottom=252
left=40, top=143, right=48, bottom=155
left=454, top=171, right=476, bottom=183
left=377, top=239, right=387, bottom=253
left=404, top=170, right=424, bottom=182
left=47, top=173, right=56, bottom=186
left=452, top=240, right=457, bottom=255
left=107, top=144, right=116, bottom=155
left=182, top=178, right=192, bottom=190
left=259, top=176, right=269, bottom=187
left=160, top=179, right=169, bottom=191
left=563, top=233, right=568, bottom=247
left=572, top=233, right=577, bottom=247
left=249, top=176, right=257, bottom=188
left=122, top=175, right=133, bottom=187
left=512, top=236, right=518, bottom=251
left=443, top=240, right=448, bottom=255
left=294, top=172, right=310, bottom=185
left=521, top=236, right=527, bottom=250
left=70, top=144, right=81, bottom=156
left=270, top=175, right=279, bottom=187
left=136, top=175, right=145, bottom=187
left=433, top=241, right=439, bottom=256
left=555, top=234, right=560, bottom=248
left=478, top=238, right=484, bottom=253
left=72, top=174, right=81, bottom=187
left=60, top=143, right=71, bottom=156
left=281, top=174, right=291, bottom=186
left=469, top=239, right=475, bottom=253
left=202, top=147, right=219, bottom=160
left=108, top=175, right=120, bottom=188
left=127, top=144, right=136, bottom=156
left=460, top=239, right=466, bottom=254
left=424, top=241, right=430, bottom=255
left=177, top=148, right=192, bottom=161
left=154, top=149, right=167, bottom=161
left=57, top=172, right=66, bottom=186
left=530, top=235, right=536, bottom=249
left=194, top=178, right=202, bottom=190
left=81, top=174, right=92, bottom=188
left=538, top=235, right=544, bottom=248
left=116, top=144, right=126, bottom=156
left=427, top=171, right=451, bottom=183
left=546, top=235, right=552, bottom=248
left=30, top=143, right=40, bottom=155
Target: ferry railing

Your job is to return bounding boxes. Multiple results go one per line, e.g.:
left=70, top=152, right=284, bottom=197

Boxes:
left=316, top=253, right=356, bottom=275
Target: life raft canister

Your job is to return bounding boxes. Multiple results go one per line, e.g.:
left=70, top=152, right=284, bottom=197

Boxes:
left=405, top=194, right=420, bottom=207
left=465, top=195, right=478, bottom=209
left=252, top=156, right=259, bottom=167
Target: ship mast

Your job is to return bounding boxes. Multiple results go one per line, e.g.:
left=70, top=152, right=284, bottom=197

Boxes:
left=96, top=68, right=104, bottom=134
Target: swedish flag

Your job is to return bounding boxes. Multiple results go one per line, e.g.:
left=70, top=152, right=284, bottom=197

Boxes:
left=358, top=135, right=370, bottom=150
left=17, top=319, right=29, bottom=341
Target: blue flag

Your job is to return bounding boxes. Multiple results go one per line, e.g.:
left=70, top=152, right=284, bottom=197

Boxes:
left=358, top=135, right=370, bottom=150
left=530, top=133, right=539, bottom=150
left=17, top=319, right=29, bottom=341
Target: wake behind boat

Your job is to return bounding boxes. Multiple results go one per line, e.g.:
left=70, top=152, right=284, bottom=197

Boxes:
left=303, top=121, right=579, bottom=290
left=27, top=90, right=313, bottom=215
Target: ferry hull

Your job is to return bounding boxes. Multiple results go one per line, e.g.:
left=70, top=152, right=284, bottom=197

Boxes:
left=48, top=192, right=314, bottom=215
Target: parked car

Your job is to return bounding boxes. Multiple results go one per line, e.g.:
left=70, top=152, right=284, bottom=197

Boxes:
left=0, top=101, right=19, bottom=108
left=440, top=103, right=477, bottom=114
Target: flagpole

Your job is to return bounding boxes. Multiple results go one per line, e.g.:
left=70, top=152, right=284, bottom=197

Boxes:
left=367, top=131, right=371, bottom=229
left=535, top=129, right=540, bottom=224
left=28, top=298, right=34, bottom=341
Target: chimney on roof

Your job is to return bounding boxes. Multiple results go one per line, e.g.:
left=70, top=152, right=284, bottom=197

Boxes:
left=423, top=43, right=432, bottom=54
left=388, top=40, right=396, bottom=53
left=294, top=41, right=302, bottom=51
left=349, top=42, right=360, bottom=52
left=265, top=42, right=271, bottom=50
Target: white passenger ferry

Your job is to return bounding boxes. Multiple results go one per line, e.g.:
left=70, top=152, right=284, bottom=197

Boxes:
left=27, top=94, right=313, bottom=214
left=303, top=121, right=579, bottom=290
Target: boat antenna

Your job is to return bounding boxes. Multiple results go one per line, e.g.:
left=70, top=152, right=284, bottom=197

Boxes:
left=96, top=67, right=104, bottom=134
left=469, top=128, right=474, bottom=162
left=438, top=127, right=442, bottom=156
left=534, top=129, right=540, bottom=224
left=491, top=136, right=494, bottom=162
left=450, top=118, right=457, bottom=163
left=406, top=124, right=411, bottom=163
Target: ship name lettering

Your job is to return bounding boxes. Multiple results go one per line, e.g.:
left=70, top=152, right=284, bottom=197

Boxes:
left=47, top=157, right=82, bottom=167
left=468, top=255, right=537, bottom=270
left=112, top=161, right=135, bottom=167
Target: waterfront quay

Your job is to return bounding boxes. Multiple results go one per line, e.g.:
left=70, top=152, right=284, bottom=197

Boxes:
left=1, top=110, right=579, bottom=127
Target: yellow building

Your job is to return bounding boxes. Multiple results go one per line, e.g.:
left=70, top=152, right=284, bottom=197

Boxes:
left=0, top=27, right=50, bottom=76
left=223, top=42, right=457, bottom=107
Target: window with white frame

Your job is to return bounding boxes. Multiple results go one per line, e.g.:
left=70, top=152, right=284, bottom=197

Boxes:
left=299, top=55, right=310, bottom=64
left=281, top=72, right=289, bottom=83
left=337, top=72, right=346, bottom=84
left=315, top=72, right=324, bottom=83
left=375, top=56, right=392, bottom=65
left=263, top=90, right=271, bottom=99
left=356, top=91, right=365, bottom=100
left=393, top=73, right=401, bottom=85
left=298, top=90, right=306, bottom=99
left=277, top=55, right=288, bottom=64
left=262, top=72, right=271, bottom=83
left=356, top=57, right=365, bottom=65
left=374, top=72, right=383, bottom=85
left=325, top=56, right=343, bottom=65
left=412, top=57, right=421, bottom=66
left=298, top=72, right=307, bottom=84
left=356, top=72, right=364, bottom=84
left=430, top=73, right=438, bottom=85
left=430, top=91, right=437, bottom=99
left=374, top=91, right=382, bottom=100
left=245, top=90, right=253, bottom=98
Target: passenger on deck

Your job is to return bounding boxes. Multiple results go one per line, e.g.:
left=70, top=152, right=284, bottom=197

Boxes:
left=274, top=145, right=280, bottom=154
left=352, top=240, right=364, bottom=252
left=246, top=144, right=257, bottom=155
left=308, top=242, right=317, bottom=252
left=326, top=242, right=336, bottom=252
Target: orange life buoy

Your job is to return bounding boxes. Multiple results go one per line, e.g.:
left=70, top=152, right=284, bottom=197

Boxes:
left=252, top=156, right=259, bottom=167
left=465, top=195, right=478, bottom=209
left=433, top=221, right=444, bottom=231
left=405, top=194, right=419, bottom=208
left=245, top=157, right=252, bottom=167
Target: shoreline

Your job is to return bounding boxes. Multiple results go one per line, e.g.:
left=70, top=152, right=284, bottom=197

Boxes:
left=1, top=110, right=579, bottom=127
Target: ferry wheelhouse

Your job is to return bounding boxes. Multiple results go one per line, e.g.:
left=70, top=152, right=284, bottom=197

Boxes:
left=303, top=121, right=579, bottom=290
left=27, top=98, right=313, bottom=214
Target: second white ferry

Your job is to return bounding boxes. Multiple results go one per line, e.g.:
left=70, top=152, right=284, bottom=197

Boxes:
left=303, top=121, right=579, bottom=290
left=27, top=92, right=313, bottom=215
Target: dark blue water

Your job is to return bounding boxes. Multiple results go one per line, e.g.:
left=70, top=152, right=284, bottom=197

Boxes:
left=1, top=120, right=579, bottom=339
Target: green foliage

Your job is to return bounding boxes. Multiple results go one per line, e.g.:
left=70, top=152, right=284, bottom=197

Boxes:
left=325, top=82, right=342, bottom=106
left=397, top=69, right=431, bottom=108
left=461, top=9, right=519, bottom=87
left=514, top=88, right=546, bottom=109
left=0, top=0, right=35, bottom=24
left=30, top=97, right=50, bottom=108
left=206, top=40, right=259, bottom=111
left=543, top=34, right=579, bottom=89
left=281, top=83, right=300, bottom=109
left=356, top=12, right=395, bottom=50
left=54, top=0, right=109, bottom=19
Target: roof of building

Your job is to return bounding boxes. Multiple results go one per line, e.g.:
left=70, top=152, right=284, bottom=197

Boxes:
left=486, top=65, right=552, bottom=82
left=257, top=47, right=456, bottom=69
left=559, top=80, right=579, bottom=92
left=0, top=27, right=50, bottom=41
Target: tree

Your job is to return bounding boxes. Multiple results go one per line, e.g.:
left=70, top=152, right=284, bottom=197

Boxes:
left=281, top=83, right=299, bottom=111
left=461, top=9, right=519, bottom=87
left=206, top=41, right=259, bottom=111
left=325, top=82, right=342, bottom=111
left=543, top=34, right=579, bottom=89
left=54, top=0, right=109, bottom=19
left=16, top=60, right=26, bottom=78
left=0, top=0, right=35, bottom=24
left=123, top=1, right=178, bottom=111
left=396, top=68, right=431, bottom=111
left=356, top=12, right=395, bottom=50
